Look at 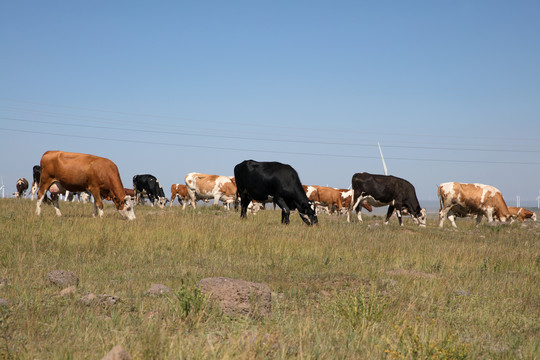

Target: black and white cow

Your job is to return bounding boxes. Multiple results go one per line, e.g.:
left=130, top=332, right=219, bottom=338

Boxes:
left=133, top=174, right=168, bottom=208
left=15, top=178, right=29, bottom=198
left=350, top=172, right=426, bottom=227
left=234, top=160, right=317, bottom=225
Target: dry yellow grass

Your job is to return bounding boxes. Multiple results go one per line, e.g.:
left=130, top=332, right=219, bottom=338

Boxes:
left=0, top=199, right=539, bottom=359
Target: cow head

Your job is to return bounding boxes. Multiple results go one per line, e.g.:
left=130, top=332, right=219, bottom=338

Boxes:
left=118, top=195, right=136, bottom=220
left=416, top=208, right=427, bottom=227
left=299, top=201, right=318, bottom=226
left=156, top=196, right=168, bottom=208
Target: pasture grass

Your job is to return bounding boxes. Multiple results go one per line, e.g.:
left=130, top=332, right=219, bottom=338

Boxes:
left=0, top=199, right=539, bottom=359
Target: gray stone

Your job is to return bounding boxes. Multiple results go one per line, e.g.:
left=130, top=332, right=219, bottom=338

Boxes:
left=198, top=277, right=271, bottom=317
left=101, top=345, right=132, bottom=360
left=47, top=270, right=79, bottom=288
left=144, top=284, right=170, bottom=296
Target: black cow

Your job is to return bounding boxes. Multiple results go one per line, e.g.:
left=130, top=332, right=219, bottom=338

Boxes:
left=350, top=172, right=426, bottom=227
left=234, top=160, right=317, bottom=225
left=133, top=174, right=168, bottom=208
left=30, top=165, right=41, bottom=200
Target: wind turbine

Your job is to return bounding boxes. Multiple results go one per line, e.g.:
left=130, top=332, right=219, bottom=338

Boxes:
left=378, top=142, right=388, bottom=175
left=537, top=190, right=540, bottom=209
left=0, top=177, right=4, bottom=198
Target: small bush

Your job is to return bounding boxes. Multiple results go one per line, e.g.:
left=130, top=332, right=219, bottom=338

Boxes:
left=384, top=322, right=469, bottom=359
left=332, top=286, right=386, bottom=329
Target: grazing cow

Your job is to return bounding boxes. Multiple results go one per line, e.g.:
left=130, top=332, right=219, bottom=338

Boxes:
left=507, top=207, right=537, bottom=223
left=184, top=173, right=237, bottom=210
left=437, top=182, right=512, bottom=228
left=302, top=185, right=343, bottom=215
left=494, top=207, right=536, bottom=223
left=35, top=150, right=135, bottom=220
left=30, top=165, right=41, bottom=200
left=133, top=174, right=168, bottom=208
left=14, top=178, right=29, bottom=198
left=351, top=172, right=426, bottom=227
left=338, top=188, right=372, bottom=221
left=234, top=160, right=317, bottom=225
left=170, top=184, right=191, bottom=208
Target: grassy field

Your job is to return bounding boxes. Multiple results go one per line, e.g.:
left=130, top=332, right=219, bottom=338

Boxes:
left=1, top=199, right=539, bottom=359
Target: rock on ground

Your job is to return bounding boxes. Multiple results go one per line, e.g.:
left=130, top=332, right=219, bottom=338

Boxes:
left=198, top=277, right=271, bottom=317
left=47, top=270, right=79, bottom=288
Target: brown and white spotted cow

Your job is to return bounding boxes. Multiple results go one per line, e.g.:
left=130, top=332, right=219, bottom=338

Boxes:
left=495, top=207, right=537, bottom=223
left=170, top=184, right=191, bottom=208
left=36, top=151, right=135, bottom=220
left=14, top=178, right=29, bottom=198
left=337, top=188, right=373, bottom=222
left=438, top=182, right=512, bottom=228
left=184, top=172, right=237, bottom=210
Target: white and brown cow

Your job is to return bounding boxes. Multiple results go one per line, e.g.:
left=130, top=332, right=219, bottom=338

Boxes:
left=184, top=173, right=237, bottom=210
left=438, top=182, right=512, bottom=228
left=337, top=188, right=373, bottom=221
left=36, top=150, right=135, bottom=220
left=495, top=207, right=537, bottom=223
left=14, top=178, right=29, bottom=198
left=170, top=183, right=191, bottom=208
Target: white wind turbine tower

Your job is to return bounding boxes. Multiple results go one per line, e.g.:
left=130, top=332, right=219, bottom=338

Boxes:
left=0, top=177, right=5, bottom=198
left=537, top=190, right=540, bottom=209
left=378, top=142, right=388, bottom=175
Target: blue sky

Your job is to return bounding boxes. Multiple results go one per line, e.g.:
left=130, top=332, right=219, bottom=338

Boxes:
left=1, top=1, right=539, bottom=204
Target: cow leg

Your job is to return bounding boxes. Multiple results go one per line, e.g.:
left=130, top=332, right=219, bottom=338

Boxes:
left=88, top=189, right=104, bottom=217
left=273, top=197, right=291, bottom=224
left=170, top=194, right=176, bottom=207
left=51, top=194, right=62, bottom=217
left=35, top=177, right=56, bottom=216
left=438, top=206, right=451, bottom=228
left=446, top=210, right=458, bottom=229
left=384, top=205, right=395, bottom=225
left=30, top=182, right=38, bottom=200
left=240, top=196, right=250, bottom=218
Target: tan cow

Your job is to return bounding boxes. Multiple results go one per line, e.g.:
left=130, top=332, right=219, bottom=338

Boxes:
left=184, top=172, right=237, bottom=210
left=438, top=182, right=512, bottom=228
left=36, top=151, right=135, bottom=220
left=170, top=183, right=191, bottom=208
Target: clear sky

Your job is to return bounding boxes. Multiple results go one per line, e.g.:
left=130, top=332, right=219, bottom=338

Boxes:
left=1, top=1, right=539, bottom=204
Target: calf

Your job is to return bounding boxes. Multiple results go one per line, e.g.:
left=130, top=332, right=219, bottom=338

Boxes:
left=495, top=207, right=536, bottom=223
left=438, top=182, right=512, bottom=228
left=133, top=174, right=168, bottom=208
left=170, top=183, right=191, bottom=208
left=351, top=172, right=426, bottom=227
left=234, top=160, right=317, bottom=225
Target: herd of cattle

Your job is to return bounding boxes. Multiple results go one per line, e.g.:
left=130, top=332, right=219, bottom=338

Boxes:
left=11, top=150, right=537, bottom=228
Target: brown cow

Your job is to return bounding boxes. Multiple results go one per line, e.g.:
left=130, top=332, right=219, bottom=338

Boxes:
left=36, top=151, right=135, bottom=220
left=438, top=182, right=512, bottom=228
left=14, top=178, right=29, bottom=198
left=184, top=173, right=237, bottom=210
left=170, top=183, right=190, bottom=208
